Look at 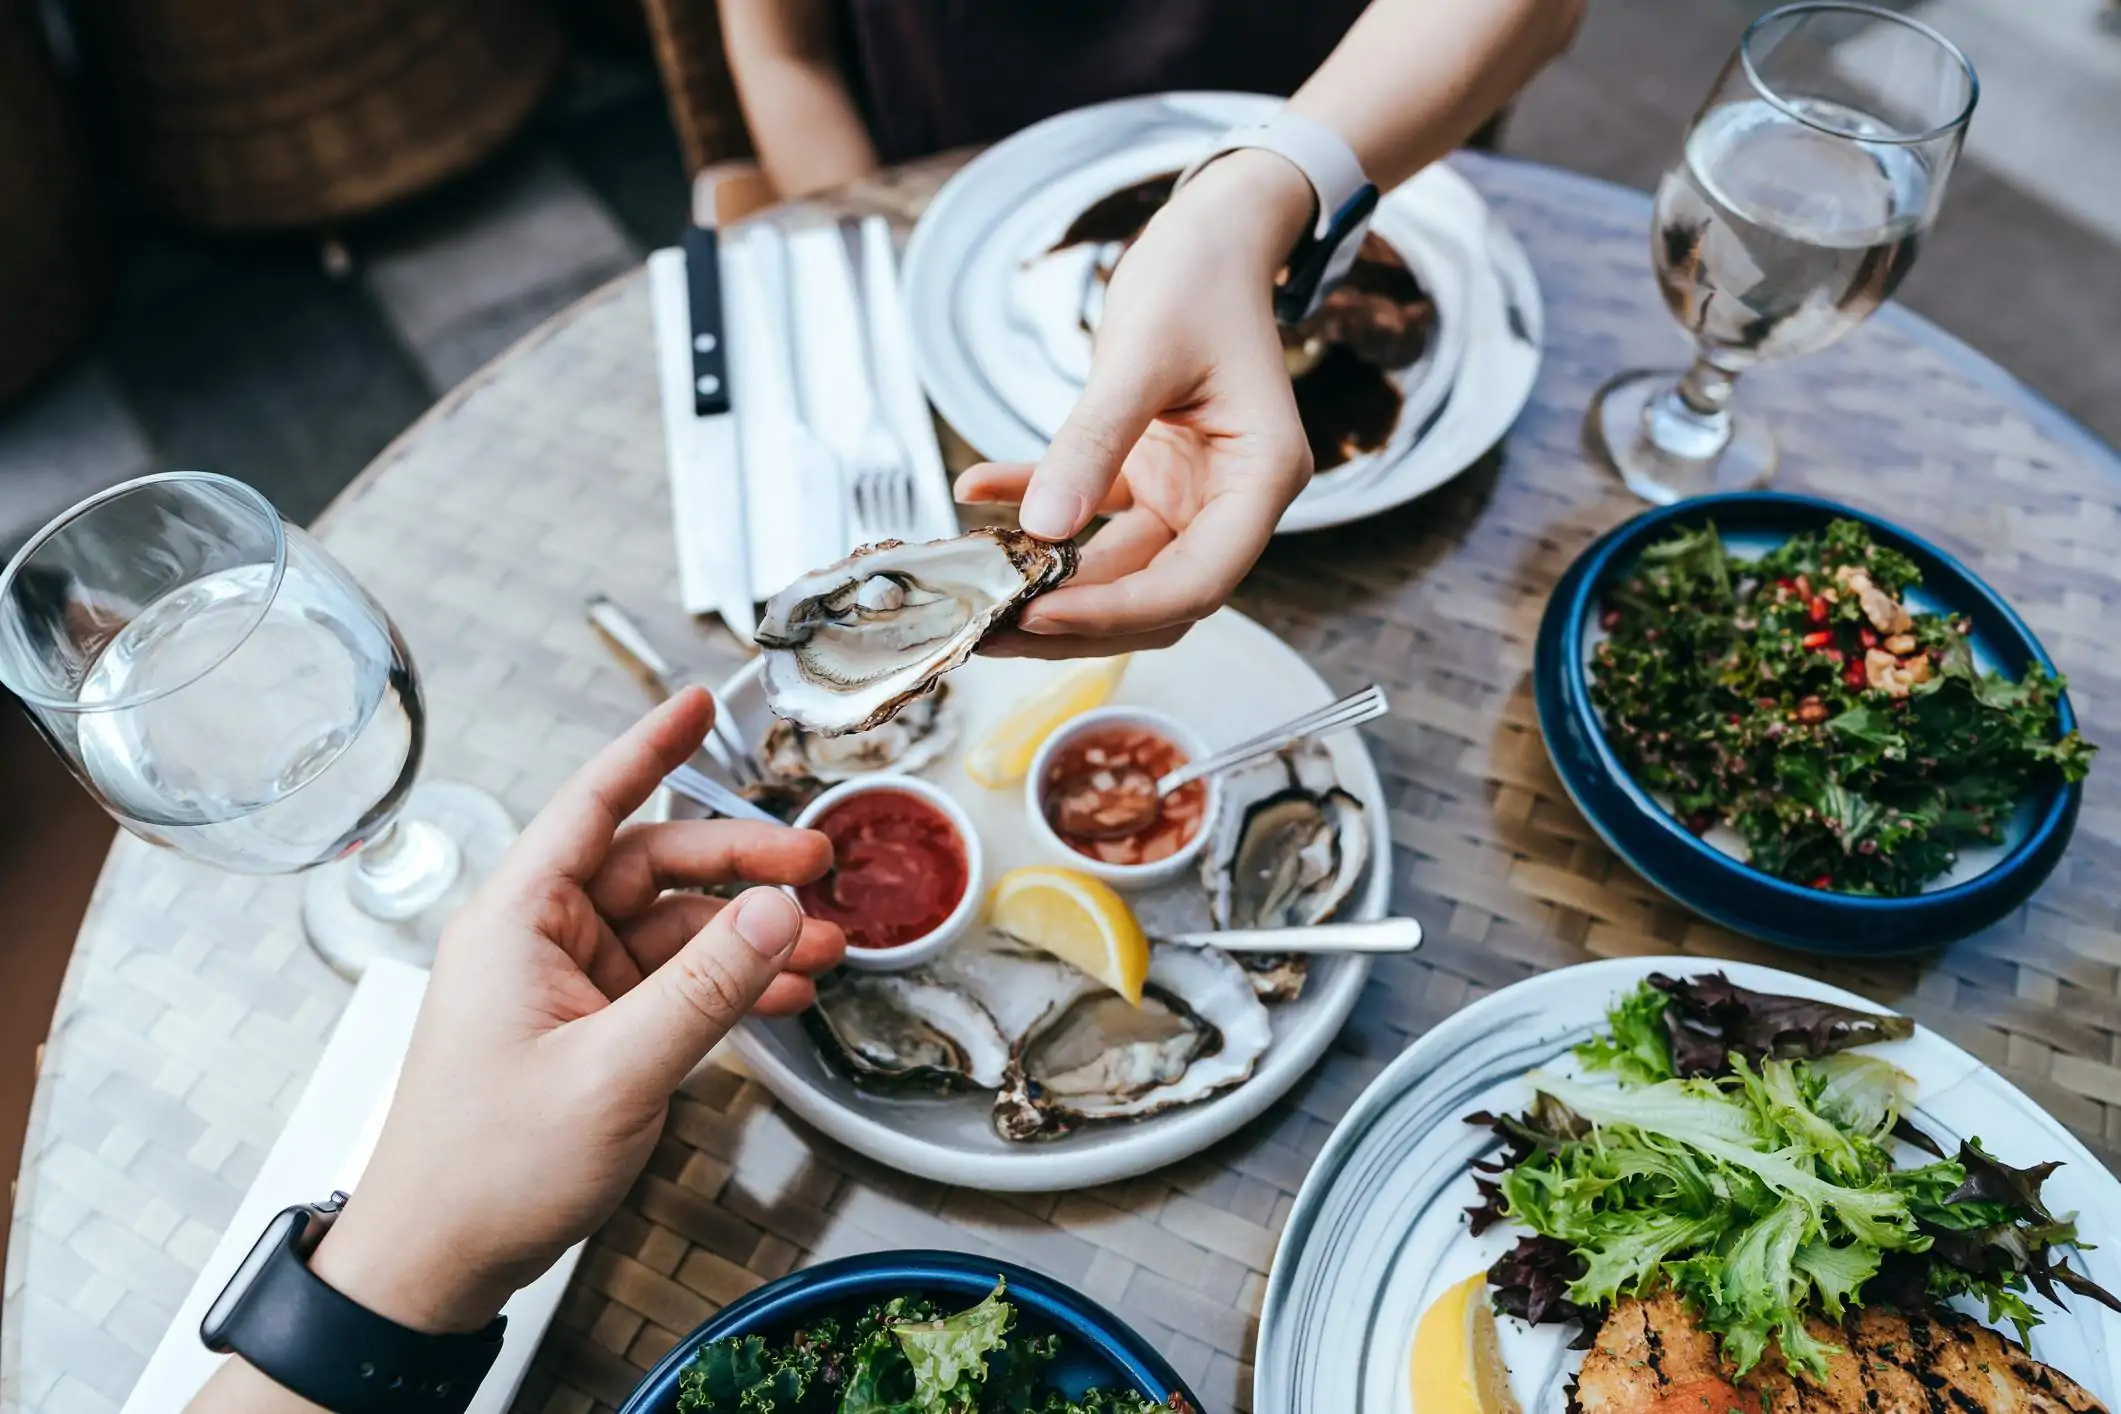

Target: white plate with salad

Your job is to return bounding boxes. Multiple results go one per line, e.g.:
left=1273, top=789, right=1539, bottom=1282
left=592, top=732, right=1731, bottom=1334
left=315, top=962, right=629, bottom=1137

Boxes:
left=1256, top=957, right=2121, bottom=1414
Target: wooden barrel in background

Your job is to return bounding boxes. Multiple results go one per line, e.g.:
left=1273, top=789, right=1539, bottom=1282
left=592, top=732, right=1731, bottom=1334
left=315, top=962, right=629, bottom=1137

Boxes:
left=0, top=0, right=105, bottom=404
left=75, top=0, right=565, bottom=232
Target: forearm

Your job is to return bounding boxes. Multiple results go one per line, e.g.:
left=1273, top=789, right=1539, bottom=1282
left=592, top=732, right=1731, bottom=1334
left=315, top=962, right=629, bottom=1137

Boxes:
left=1290, top=0, right=1584, bottom=188
left=720, top=0, right=878, bottom=196
left=189, top=1358, right=329, bottom=1414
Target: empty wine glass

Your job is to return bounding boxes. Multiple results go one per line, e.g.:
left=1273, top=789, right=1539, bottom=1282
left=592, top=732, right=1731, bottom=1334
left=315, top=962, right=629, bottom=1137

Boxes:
left=1587, top=2, right=1977, bottom=503
left=0, top=471, right=515, bottom=978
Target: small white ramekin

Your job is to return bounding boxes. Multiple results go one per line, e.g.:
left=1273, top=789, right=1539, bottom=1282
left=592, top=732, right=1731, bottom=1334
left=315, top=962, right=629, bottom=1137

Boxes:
left=1023, top=705, right=1218, bottom=891
left=792, top=774, right=984, bottom=972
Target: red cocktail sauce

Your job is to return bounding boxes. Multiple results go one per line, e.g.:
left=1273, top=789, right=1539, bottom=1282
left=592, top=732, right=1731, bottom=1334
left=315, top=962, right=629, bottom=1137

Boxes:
left=1041, top=724, right=1206, bottom=866
left=796, top=789, right=968, bottom=950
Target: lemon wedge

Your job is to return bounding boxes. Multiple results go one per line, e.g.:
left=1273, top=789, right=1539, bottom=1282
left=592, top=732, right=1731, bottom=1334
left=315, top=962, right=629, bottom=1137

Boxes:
left=986, top=866, right=1149, bottom=1005
left=1410, top=1272, right=1519, bottom=1414
left=962, top=655, right=1133, bottom=789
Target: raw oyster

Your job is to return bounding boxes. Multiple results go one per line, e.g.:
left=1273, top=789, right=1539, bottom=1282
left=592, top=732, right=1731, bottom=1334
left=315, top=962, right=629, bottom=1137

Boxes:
left=804, top=972, right=1009, bottom=1091
left=1209, top=786, right=1369, bottom=930
left=1202, top=745, right=1373, bottom=1002
left=737, top=776, right=827, bottom=822
left=761, top=684, right=956, bottom=783
left=992, top=944, right=1273, bottom=1142
left=756, top=530, right=1076, bottom=736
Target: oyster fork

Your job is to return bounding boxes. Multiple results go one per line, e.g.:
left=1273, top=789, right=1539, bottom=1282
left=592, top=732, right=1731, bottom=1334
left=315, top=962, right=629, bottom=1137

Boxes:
left=838, top=216, right=920, bottom=541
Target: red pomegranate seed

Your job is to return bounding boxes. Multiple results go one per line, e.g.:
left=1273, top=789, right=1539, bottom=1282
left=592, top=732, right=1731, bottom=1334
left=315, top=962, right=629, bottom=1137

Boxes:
left=1808, top=874, right=1834, bottom=890
left=1859, top=626, right=1878, bottom=649
left=1807, top=596, right=1829, bottom=624
left=1801, top=630, right=1833, bottom=649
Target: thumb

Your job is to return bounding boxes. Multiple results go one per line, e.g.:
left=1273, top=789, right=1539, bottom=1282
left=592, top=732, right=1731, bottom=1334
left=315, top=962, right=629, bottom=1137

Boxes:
left=1022, top=357, right=1177, bottom=540
left=586, top=887, right=802, bottom=1091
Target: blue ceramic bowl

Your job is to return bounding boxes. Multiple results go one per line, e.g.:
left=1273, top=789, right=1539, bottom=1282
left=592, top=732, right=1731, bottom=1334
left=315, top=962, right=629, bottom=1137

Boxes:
left=1533, top=492, right=2082, bottom=956
left=616, top=1250, right=1201, bottom=1412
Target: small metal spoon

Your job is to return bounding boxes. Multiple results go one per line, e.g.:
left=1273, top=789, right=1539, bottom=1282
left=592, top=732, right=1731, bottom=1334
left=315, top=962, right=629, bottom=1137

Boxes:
left=1047, top=684, right=1389, bottom=841
left=1161, top=917, right=1423, bottom=954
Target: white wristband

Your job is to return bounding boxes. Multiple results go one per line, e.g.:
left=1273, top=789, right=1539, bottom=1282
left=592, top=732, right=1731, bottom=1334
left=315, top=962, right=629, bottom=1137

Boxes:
left=1174, top=111, right=1373, bottom=243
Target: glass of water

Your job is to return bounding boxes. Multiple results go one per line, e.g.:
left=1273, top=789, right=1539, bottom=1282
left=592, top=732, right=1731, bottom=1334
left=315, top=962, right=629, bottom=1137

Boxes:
left=1587, top=2, right=1976, bottom=503
left=0, top=472, right=515, bottom=978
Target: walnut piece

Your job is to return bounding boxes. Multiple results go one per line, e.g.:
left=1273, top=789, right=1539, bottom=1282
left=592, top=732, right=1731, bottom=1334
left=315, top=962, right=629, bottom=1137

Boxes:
left=1883, top=632, right=1918, bottom=656
left=1833, top=565, right=1914, bottom=635
left=1865, top=647, right=1933, bottom=696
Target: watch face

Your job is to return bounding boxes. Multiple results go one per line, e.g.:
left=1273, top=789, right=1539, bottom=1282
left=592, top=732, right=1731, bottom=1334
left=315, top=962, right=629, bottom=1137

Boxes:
left=200, top=1207, right=304, bottom=1351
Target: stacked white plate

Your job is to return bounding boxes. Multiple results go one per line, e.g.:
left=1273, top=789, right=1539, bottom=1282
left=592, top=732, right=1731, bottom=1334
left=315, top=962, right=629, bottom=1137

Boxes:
left=901, top=91, right=1544, bottom=533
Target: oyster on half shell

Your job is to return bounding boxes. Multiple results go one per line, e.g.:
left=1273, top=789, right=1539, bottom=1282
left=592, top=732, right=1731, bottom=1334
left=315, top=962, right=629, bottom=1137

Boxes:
left=992, top=944, right=1272, bottom=1142
left=761, top=684, right=956, bottom=783
left=800, top=931, right=1273, bottom=1143
left=804, top=971, right=1009, bottom=1091
left=1202, top=744, right=1372, bottom=1002
left=756, top=529, right=1076, bottom=735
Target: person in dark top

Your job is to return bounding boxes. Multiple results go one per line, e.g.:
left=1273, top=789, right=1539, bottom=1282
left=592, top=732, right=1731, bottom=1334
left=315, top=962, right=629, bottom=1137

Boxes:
left=724, top=0, right=1582, bottom=658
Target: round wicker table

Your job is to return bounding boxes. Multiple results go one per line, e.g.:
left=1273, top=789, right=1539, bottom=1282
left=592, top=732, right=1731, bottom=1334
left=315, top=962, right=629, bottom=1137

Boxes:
left=7, top=153, right=2121, bottom=1414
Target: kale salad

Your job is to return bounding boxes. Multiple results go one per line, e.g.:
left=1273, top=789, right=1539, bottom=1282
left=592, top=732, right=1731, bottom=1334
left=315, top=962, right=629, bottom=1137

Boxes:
left=674, top=1280, right=1187, bottom=1414
left=1587, top=518, right=2093, bottom=894
left=1469, top=973, right=2121, bottom=1378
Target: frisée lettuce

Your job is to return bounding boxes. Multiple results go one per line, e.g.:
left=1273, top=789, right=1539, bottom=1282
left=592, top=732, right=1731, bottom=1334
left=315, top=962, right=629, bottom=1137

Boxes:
left=1466, top=974, right=2120, bottom=1379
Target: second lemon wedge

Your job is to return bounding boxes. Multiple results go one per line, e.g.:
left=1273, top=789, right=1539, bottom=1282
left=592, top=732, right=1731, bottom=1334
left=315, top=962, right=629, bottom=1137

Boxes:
left=962, top=655, right=1132, bottom=788
left=1410, top=1272, right=1519, bottom=1414
left=987, top=866, right=1149, bottom=1005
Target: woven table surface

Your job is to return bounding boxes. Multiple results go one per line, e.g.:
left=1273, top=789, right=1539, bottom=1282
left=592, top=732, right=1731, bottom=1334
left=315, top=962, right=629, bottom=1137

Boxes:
left=7, top=152, right=2121, bottom=1414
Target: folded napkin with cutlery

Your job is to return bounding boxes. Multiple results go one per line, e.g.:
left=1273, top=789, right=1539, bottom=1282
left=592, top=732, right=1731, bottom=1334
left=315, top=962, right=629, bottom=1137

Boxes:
left=650, top=217, right=958, bottom=627
left=120, top=961, right=580, bottom=1413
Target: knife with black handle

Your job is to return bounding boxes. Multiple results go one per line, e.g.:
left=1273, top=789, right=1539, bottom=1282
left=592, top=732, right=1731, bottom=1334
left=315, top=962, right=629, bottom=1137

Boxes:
left=676, top=222, right=755, bottom=641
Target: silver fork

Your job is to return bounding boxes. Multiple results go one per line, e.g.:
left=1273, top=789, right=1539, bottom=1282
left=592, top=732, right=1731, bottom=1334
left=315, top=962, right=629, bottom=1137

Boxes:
left=583, top=592, right=763, bottom=786
left=838, top=216, right=920, bottom=541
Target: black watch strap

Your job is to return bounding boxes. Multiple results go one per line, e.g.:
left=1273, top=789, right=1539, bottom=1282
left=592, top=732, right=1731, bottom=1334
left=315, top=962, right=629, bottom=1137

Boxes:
left=203, top=1201, right=506, bottom=1412
left=1274, top=184, right=1381, bottom=326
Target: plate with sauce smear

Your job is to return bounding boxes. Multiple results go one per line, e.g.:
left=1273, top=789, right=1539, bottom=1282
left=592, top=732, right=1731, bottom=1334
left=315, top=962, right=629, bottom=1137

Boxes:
left=901, top=91, right=1544, bottom=536
left=654, top=607, right=1390, bottom=1192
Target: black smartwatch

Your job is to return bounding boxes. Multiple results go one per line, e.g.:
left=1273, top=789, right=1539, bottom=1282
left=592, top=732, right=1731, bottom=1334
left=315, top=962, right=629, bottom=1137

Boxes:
left=201, top=1193, right=507, bottom=1411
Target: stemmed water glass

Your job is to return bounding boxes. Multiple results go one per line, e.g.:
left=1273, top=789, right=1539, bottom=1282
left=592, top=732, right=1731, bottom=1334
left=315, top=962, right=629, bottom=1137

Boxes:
left=1587, top=2, right=1977, bottom=503
left=0, top=471, right=516, bottom=978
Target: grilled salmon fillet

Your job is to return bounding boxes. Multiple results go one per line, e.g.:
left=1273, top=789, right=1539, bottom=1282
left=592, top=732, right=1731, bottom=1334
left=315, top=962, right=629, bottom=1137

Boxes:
left=1575, top=1293, right=2106, bottom=1414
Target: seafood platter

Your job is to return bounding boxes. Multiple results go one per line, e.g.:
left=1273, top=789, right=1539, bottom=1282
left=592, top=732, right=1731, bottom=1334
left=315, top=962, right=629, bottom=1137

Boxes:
left=661, top=528, right=1394, bottom=1191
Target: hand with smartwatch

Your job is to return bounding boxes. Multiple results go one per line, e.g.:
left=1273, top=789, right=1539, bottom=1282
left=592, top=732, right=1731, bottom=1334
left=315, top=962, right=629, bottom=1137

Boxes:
left=189, top=688, right=846, bottom=1413
left=963, top=0, right=1584, bottom=659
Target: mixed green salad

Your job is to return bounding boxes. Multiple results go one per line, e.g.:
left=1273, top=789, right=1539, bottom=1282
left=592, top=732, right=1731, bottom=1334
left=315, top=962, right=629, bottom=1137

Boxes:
left=1467, top=974, right=2121, bottom=1379
left=675, top=1280, right=1185, bottom=1414
left=1587, top=519, right=2092, bottom=894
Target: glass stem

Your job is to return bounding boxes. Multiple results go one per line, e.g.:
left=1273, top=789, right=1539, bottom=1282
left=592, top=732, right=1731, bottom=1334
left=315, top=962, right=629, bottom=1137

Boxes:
left=346, top=816, right=464, bottom=922
left=1639, top=354, right=1745, bottom=464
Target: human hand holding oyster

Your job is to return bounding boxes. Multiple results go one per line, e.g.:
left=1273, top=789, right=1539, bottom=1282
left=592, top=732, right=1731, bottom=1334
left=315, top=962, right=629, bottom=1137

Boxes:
left=754, top=526, right=1079, bottom=735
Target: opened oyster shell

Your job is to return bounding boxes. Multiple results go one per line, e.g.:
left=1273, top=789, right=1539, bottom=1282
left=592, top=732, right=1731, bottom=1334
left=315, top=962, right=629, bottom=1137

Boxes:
left=993, top=944, right=1272, bottom=1142
left=801, top=930, right=1272, bottom=1142
left=756, top=529, right=1076, bottom=736
left=804, top=971, right=1009, bottom=1091
left=761, top=684, right=956, bottom=783
left=1202, top=744, right=1372, bottom=1002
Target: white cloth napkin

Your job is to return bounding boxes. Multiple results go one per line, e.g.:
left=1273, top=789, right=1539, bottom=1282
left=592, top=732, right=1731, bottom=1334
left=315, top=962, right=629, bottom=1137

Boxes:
left=120, top=961, right=582, bottom=1414
left=651, top=219, right=958, bottom=619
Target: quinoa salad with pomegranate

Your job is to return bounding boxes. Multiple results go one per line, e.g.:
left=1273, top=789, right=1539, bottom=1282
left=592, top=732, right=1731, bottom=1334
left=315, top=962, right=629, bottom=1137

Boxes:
left=1587, top=518, right=2094, bottom=895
